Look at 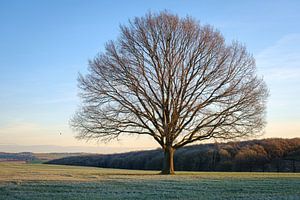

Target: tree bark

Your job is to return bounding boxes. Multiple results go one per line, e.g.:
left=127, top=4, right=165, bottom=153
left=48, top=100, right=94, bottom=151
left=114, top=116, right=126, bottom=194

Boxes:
left=161, top=146, right=175, bottom=174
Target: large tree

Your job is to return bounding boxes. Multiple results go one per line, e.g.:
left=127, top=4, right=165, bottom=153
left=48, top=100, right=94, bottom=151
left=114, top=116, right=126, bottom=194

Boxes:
left=71, top=12, right=268, bottom=174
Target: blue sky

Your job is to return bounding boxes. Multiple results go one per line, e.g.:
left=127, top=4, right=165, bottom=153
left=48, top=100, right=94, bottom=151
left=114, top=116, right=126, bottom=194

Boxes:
left=0, top=0, right=299, bottom=152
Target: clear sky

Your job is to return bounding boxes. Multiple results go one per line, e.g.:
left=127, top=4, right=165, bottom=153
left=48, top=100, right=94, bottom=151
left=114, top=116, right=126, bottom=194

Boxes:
left=0, top=0, right=299, bottom=153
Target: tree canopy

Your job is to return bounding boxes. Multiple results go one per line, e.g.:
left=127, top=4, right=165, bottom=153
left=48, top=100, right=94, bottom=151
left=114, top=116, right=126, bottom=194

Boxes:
left=71, top=11, right=268, bottom=174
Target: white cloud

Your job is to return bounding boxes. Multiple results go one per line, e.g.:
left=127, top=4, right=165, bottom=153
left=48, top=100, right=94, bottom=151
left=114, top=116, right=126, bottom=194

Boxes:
left=255, top=34, right=300, bottom=138
left=256, top=34, right=300, bottom=80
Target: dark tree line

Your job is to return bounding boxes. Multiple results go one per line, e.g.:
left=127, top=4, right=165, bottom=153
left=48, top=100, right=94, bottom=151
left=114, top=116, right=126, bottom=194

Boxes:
left=48, top=138, right=300, bottom=172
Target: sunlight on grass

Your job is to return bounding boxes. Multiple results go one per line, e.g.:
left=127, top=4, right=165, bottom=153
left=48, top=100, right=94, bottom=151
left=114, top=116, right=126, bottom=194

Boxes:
left=1, top=162, right=300, bottom=183
left=0, top=162, right=299, bottom=200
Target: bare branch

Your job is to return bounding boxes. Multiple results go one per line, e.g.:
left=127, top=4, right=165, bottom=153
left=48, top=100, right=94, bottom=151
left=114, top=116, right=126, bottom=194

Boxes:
left=70, top=11, right=268, bottom=156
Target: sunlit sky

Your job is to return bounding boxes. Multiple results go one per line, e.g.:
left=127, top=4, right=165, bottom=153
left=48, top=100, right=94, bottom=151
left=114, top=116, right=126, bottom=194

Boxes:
left=0, top=0, right=299, bottom=153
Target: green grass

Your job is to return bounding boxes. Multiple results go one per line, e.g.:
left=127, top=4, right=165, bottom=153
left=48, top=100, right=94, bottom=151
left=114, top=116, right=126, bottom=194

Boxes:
left=0, top=162, right=300, bottom=199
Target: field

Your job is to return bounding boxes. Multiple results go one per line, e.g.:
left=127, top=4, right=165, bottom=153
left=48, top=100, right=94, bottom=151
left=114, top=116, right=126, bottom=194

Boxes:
left=0, top=162, right=299, bottom=199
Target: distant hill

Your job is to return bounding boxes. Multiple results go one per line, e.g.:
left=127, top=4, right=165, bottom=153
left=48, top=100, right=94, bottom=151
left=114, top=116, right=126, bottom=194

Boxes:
left=47, top=138, right=300, bottom=172
left=0, top=144, right=141, bottom=153
left=0, top=152, right=87, bottom=163
left=0, top=152, right=36, bottom=162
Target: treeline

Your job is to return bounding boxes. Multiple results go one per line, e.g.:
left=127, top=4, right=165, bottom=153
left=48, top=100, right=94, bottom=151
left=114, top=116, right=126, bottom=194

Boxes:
left=47, top=138, right=300, bottom=172
left=0, top=152, right=86, bottom=163
left=0, top=152, right=36, bottom=162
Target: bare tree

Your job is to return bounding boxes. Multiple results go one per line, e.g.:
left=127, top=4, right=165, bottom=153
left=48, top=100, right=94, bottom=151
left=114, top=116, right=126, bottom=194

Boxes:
left=71, top=11, right=268, bottom=174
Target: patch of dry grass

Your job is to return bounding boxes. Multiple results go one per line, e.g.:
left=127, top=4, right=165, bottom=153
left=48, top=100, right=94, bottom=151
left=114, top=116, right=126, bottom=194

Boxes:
left=1, top=162, right=300, bottom=183
left=0, top=162, right=300, bottom=199
left=0, top=162, right=155, bottom=183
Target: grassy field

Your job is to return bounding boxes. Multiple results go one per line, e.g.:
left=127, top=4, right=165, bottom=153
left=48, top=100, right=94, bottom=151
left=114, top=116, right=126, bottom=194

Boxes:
left=0, top=162, right=299, bottom=199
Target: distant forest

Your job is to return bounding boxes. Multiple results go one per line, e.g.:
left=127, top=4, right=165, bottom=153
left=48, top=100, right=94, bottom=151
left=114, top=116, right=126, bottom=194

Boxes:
left=48, top=138, right=300, bottom=172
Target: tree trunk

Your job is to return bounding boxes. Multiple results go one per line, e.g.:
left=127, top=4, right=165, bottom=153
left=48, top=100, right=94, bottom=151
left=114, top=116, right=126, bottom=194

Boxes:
left=161, top=146, right=175, bottom=175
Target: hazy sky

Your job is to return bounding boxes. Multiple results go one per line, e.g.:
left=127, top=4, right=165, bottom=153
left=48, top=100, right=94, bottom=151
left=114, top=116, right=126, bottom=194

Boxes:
left=0, top=0, right=299, bottom=152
